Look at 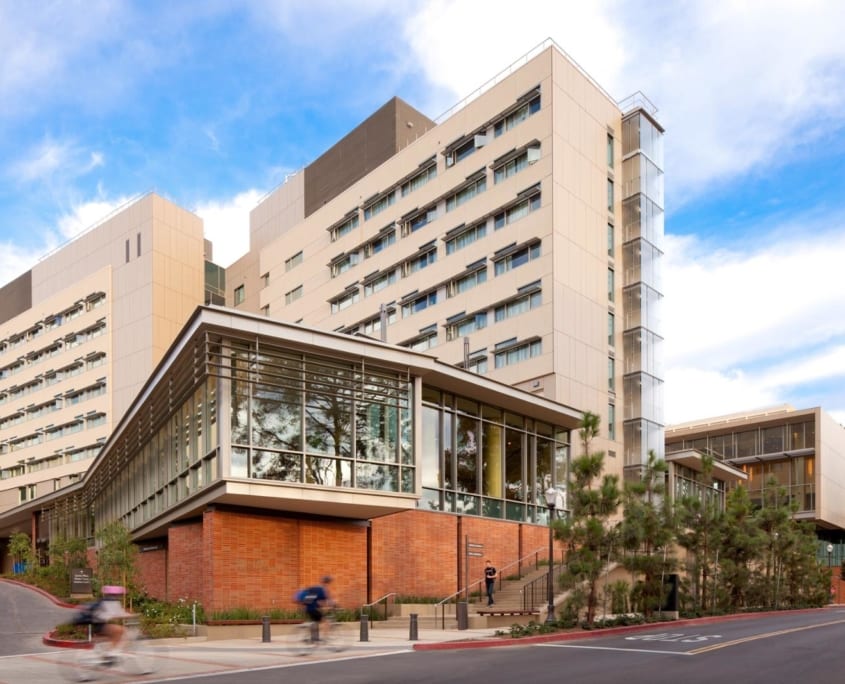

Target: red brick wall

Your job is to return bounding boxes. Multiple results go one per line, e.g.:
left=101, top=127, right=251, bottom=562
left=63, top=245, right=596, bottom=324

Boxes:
left=149, top=507, right=561, bottom=611
left=370, top=510, right=561, bottom=601
left=167, top=521, right=204, bottom=604
left=136, top=548, right=166, bottom=598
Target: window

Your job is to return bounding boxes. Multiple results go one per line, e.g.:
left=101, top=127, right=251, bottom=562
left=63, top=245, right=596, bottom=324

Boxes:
left=364, top=192, right=395, bottom=221
left=403, top=206, right=438, bottom=235
left=608, top=403, right=616, bottom=440
left=449, top=267, right=487, bottom=296
left=364, top=230, right=396, bottom=257
left=494, top=287, right=542, bottom=322
left=608, top=268, right=615, bottom=302
left=285, top=250, right=304, bottom=271
left=445, top=222, right=486, bottom=255
left=402, top=291, right=437, bottom=317
left=402, top=330, right=438, bottom=352
left=125, top=239, right=130, bottom=263
left=364, top=270, right=397, bottom=297
left=330, top=288, right=359, bottom=313
left=331, top=251, right=360, bottom=277
left=18, top=485, right=36, bottom=503
left=362, top=309, right=397, bottom=336
left=494, top=339, right=541, bottom=368
left=607, top=223, right=615, bottom=258
left=493, top=242, right=540, bottom=276
left=494, top=93, right=541, bottom=137
left=446, top=313, right=488, bottom=340
left=607, top=179, right=614, bottom=212
left=137, top=232, right=142, bottom=257
left=465, top=354, right=488, bottom=375
left=446, top=176, right=486, bottom=212
left=261, top=272, right=270, bottom=287
left=494, top=192, right=541, bottom=229
left=233, top=285, right=245, bottom=306
left=404, top=247, right=437, bottom=275
left=608, top=357, right=615, bottom=391
left=260, top=304, right=270, bottom=316
left=330, top=215, right=359, bottom=241
left=607, top=133, right=614, bottom=167
left=285, top=286, right=303, bottom=305
left=493, top=144, right=540, bottom=184
left=445, top=138, right=477, bottom=167
left=402, top=163, right=437, bottom=196
left=608, top=312, right=615, bottom=346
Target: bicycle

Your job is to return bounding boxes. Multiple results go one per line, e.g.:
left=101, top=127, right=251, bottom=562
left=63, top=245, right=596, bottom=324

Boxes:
left=57, top=618, right=158, bottom=682
left=285, top=608, right=351, bottom=656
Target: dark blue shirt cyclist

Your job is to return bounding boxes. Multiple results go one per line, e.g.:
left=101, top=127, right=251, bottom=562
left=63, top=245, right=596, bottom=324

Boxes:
left=296, top=576, right=332, bottom=622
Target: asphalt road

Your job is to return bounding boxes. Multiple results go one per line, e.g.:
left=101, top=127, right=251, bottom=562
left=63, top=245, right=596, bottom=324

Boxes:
left=167, top=608, right=845, bottom=684
left=0, top=579, right=77, bottom=656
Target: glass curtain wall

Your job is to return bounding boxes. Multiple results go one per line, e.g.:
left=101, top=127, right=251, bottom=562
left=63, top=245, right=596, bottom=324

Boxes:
left=419, top=386, right=569, bottom=523
left=621, top=108, right=665, bottom=475
left=228, top=340, right=413, bottom=493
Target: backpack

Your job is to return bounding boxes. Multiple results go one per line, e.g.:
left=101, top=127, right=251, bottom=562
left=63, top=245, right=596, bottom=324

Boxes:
left=293, top=589, right=308, bottom=604
left=72, top=599, right=102, bottom=625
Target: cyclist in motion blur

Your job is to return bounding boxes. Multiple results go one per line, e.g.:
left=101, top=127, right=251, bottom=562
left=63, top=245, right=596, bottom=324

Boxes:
left=295, top=576, right=333, bottom=641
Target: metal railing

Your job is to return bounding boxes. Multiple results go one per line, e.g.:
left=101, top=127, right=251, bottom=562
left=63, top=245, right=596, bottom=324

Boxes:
left=434, top=546, right=548, bottom=629
left=360, top=592, right=397, bottom=622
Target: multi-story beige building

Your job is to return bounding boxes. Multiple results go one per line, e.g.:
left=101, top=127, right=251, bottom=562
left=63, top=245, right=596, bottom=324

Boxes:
left=227, top=41, right=666, bottom=491
left=0, top=193, right=206, bottom=525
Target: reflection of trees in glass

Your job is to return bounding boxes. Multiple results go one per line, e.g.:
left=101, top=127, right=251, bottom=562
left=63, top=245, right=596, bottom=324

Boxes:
left=251, top=450, right=301, bottom=481
left=505, top=428, right=523, bottom=501
left=443, top=413, right=454, bottom=489
left=356, top=401, right=396, bottom=461
left=456, top=416, right=478, bottom=493
left=356, top=463, right=397, bottom=490
left=252, top=384, right=301, bottom=451
left=305, top=361, right=352, bottom=486
left=535, top=437, right=552, bottom=506
left=306, top=457, right=351, bottom=486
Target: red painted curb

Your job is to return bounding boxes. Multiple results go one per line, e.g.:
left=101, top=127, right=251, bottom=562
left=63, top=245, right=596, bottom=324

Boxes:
left=412, top=606, right=835, bottom=651
left=42, top=632, right=94, bottom=649
left=0, top=577, right=78, bottom=609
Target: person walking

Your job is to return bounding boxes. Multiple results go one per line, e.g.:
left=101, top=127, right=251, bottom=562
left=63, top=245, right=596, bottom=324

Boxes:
left=484, top=560, right=498, bottom=606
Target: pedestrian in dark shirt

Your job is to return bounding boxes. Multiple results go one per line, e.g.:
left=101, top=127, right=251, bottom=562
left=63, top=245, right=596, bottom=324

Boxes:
left=484, top=560, right=498, bottom=606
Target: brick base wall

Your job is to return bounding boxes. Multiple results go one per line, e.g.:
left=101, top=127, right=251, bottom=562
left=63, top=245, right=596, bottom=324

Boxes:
left=135, top=506, right=561, bottom=612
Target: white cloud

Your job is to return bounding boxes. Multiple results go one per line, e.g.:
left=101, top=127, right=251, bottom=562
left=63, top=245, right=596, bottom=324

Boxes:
left=196, top=190, right=264, bottom=268
left=400, top=1, right=845, bottom=202
left=56, top=196, right=134, bottom=241
left=9, top=137, right=105, bottom=185
left=0, top=195, right=132, bottom=283
left=662, top=222, right=845, bottom=424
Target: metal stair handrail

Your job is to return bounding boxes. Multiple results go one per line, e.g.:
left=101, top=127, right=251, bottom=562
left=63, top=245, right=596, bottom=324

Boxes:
left=434, top=545, right=548, bottom=629
left=361, top=592, right=398, bottom=621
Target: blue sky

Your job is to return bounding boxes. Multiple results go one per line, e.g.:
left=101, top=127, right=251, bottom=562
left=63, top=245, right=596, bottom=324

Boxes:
left=1, top=0, right=844, bottom=426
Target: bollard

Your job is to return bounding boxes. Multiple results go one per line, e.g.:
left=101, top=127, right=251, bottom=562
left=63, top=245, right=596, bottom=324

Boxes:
left=261, top=615, right=271, bottom=643
left=456, top=602, right=468, bottom=630
left=359, top=613, right=369, bottom=642
left=409, top=613, right=419, bottom=641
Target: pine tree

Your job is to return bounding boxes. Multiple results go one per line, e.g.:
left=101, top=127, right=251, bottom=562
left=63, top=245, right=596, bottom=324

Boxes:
left=556, top=411, right=620, bottom=624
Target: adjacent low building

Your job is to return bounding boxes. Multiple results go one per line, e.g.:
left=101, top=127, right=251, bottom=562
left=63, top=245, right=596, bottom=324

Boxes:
left=666, top=405, right=845, bottom=547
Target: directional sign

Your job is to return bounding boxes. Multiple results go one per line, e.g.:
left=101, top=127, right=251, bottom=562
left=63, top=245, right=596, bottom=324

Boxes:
left=467, top=542, right=484, bottom=549
left=467, top=552, right=484, bottom=557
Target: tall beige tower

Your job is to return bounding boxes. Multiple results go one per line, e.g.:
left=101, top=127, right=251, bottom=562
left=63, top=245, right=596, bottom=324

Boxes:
left=228, top=41, right=665, bottom=496
left=0, top=193, right=205, bottom=516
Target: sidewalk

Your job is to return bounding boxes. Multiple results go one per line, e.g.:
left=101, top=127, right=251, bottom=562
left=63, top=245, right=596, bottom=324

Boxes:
left=7, top=624, right=503, bottom=684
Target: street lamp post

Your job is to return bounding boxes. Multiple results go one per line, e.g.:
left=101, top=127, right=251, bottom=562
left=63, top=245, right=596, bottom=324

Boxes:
left=545, top=487, right=557, bottom=624
left=828, top=543, right=834, bottom=604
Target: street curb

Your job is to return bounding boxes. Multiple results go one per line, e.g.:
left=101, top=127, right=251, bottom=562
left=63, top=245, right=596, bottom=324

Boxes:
left=0, top=577, right=78, bottom=609
left=411, top=606, right=832, bottom=651
left=42, top=632, right=93, bottom=649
